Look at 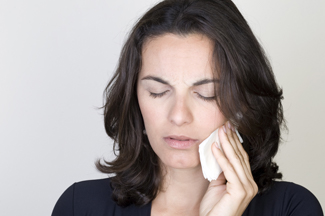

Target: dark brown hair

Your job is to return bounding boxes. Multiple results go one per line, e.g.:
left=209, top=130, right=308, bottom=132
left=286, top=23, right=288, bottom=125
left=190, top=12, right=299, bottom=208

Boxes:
left=97, top=0, right=285, bottom=206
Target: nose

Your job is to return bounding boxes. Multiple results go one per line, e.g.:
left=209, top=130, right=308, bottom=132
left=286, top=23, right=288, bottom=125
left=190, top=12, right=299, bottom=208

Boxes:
left=167, top=95, right=194, bottom=126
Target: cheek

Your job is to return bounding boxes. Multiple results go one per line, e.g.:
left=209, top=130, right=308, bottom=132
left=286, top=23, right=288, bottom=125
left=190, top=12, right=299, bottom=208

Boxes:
left=138, top=94, right=164, bottom=128
left=141, top=106, right=158, bottom=127
left=137, top=97, right=165, bottom=152
left=195, top=103, right=226, bottom=132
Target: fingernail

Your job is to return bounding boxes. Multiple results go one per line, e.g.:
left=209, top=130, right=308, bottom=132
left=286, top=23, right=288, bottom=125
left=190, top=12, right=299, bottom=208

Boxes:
left=228, top=121, right=235, bottom=132
left=227, top=121, right=231, bottom=129
left=214, top=142, right=220, bottom=149
left=223, top=125, right=226, bottom=133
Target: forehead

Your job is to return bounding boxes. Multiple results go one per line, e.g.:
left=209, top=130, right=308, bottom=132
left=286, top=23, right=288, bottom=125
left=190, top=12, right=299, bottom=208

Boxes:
left=140, top=33, right=216, bottom=82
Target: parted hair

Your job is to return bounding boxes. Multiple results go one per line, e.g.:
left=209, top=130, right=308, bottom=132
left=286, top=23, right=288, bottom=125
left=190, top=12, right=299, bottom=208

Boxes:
left=96, top=0, right=285, bottom=206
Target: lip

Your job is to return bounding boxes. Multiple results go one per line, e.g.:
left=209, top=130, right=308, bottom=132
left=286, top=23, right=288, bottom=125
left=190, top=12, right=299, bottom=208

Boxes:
left=163, top=135, right=198, bottom=149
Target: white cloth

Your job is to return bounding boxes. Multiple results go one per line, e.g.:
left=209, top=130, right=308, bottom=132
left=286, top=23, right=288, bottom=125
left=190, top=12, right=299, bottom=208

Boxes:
left=199, top=128, right=243, bottom=181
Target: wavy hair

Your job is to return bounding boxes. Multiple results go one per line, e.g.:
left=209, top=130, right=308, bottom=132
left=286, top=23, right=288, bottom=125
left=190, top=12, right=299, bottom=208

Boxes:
left=96, top=0, right=285, bottom=206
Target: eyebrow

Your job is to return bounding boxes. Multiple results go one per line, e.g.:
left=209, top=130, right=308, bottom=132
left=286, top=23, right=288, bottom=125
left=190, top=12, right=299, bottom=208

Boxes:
left=141, top=75, right=219, bottom=86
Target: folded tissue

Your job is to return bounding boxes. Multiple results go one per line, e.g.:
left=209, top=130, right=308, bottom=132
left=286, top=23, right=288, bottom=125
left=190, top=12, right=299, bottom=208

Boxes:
left=199, top=128, right=243, bottom=182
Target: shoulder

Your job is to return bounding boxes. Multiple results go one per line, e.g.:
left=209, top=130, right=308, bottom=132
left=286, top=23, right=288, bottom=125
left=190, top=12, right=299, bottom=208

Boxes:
left=51, top=178, right=151, bottom=216
left=244, top=181, right=323, bottom=216
left=51, top=178, right=113, bottom=216
left=73, top=178, right=113, bottom=205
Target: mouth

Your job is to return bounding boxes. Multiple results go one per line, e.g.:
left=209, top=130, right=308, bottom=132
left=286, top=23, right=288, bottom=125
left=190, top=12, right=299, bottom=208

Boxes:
left=163, top=135, right=198, bottom=149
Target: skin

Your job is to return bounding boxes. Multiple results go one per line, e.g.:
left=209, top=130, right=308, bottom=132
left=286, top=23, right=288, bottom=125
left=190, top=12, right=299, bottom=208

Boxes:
left=137, top=33, right=257, bottom=216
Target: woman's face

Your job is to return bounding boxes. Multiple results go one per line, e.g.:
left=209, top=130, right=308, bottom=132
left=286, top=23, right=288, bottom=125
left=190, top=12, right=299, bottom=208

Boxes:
left=137, top=33, right=226, bottom=170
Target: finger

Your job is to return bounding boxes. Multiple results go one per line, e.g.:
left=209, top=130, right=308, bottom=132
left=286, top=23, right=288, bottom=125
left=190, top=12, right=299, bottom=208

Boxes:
left=211, top=141, right=242, bottom=189
left=211, top=146, right=257, bottom=209
left=225, top=124, right=258, bottom=195
left=225, top=122, right=241, bottom=158
left=217, top=128, right=258, bottom=199
left=235, top=136, right=252, bottom=173
left=235, top=140, right=257, bottom=195
left=219, top=127, right=246, bottom=175
left=225, top=122, right=253, bottom=178
left=218, top=127, right=252, bottom=188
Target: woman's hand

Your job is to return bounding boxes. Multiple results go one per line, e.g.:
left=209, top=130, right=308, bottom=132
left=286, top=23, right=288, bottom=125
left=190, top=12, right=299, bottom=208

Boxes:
left=200, top=122, right=258, bottom=216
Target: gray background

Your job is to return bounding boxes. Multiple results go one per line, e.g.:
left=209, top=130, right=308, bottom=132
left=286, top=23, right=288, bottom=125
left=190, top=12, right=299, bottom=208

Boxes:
left=1, top=0, right=324, bottom=215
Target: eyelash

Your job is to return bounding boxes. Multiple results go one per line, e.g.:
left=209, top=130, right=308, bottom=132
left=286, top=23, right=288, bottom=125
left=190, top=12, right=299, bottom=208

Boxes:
left=149, top=91, right=215, bottom=102
left=149, top=91, right=169, bottom=98
left=195, top=93, right=216, bottom=102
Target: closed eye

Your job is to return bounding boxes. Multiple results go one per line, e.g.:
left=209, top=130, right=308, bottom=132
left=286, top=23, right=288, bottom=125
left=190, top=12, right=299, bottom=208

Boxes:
left=149, top=91, right=215, bottom=101
left=149, top=90, right=169, bottom=98
left=195, top=92, right=216, bottom=102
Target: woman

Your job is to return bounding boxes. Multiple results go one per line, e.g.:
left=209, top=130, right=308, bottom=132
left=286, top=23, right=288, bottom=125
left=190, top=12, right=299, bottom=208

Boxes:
left=52, top=0, right=323, bottom=215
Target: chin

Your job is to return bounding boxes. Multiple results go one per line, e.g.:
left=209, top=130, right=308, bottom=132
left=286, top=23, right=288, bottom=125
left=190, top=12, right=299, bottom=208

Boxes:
left=160, top=152, right=201, bottom=170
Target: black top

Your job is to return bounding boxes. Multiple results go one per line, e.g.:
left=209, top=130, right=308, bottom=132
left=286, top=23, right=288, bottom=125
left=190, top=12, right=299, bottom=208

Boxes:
left=52, top=178, right=323, bottom=216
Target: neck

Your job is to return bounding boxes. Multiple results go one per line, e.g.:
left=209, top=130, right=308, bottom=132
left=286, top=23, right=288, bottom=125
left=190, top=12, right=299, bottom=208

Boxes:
left=152, top=165, right=209, bottom=215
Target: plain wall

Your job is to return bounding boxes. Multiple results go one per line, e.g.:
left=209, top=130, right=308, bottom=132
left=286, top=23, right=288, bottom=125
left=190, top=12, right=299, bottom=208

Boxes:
left=0, top=0, right=324, bottom=215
